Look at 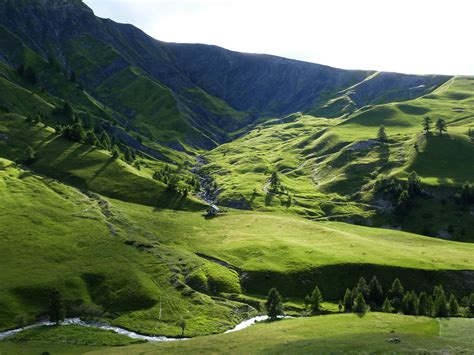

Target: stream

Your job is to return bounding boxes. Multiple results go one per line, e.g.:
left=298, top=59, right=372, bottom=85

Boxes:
left=0, top=315, right=271, bottom=343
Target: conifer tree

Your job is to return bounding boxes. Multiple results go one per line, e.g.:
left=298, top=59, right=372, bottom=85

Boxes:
left=368, top=276, right=384, bottom=307
left=265, top=288, right=284, bottom=321
left=433, top=286, right=448, bottom=317
left=343, top=289, right=352, bottom=312
left=389, top=278, right=404, bottom=312
left=309, top=286, right=323, bottom=314
left=423, top=116, right=432, bottom=134
left=353, top=292, right=367, bottom=314
left=48, top=289, right=65, bottom=324
left=418, top=291, right=430, bottom=316
left=435, top=118, right=447, bottom=135
left=377, top=125, right=388, bottom=143
left=382, top=298, right=393, bottom=313
left=448, top=294, right=459, bottom=317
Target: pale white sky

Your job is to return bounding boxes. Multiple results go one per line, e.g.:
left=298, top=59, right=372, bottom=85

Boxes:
left=84, top=0, right=474, bottom=75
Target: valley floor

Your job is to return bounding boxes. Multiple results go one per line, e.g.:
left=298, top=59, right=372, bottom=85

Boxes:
left=1, top=313, right=473, bottom=354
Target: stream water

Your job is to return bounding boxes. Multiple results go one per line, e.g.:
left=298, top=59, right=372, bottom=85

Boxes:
left=0, top=315, right=271, bottom=342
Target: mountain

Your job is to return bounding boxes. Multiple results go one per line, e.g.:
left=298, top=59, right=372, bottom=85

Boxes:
left=0, top=0, right=449, bottom=149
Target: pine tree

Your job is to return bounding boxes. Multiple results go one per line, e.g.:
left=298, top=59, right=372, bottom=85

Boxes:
left=433, top=286, right=448, bottom=317
left=309, top=286, right=323, bottom=314
left=353, top=292, right=367, bottom=314
left=124, top=147, right=134, bottom=163
left=85, top=131, right=98, bottom=146
left=112, top=145, right=120, bottom=160
left=423, top=116, right=432, bottom=134
left=48, top=289, right=65, bottom=324
left=435, top=118, right=447, bottom=135
left=377, top=125, right=388, bottom=143
left=382, top=298, right=393, bottom=313
left=24, top=145, right=36, bottom=164
left=368, top=276, right=384, bottom=307
left=418, top=291, right=430, bottom=316
left=448, top=294, right=459, bottom=317
left=177, top=317, right=186, bottom=336
left=355, top=277, right=370, bottom=299
left=402, top=291, right=418, bottom=315
left=389, top=278, right=404, bottom=312
left=269, top=171, right=281, bottom=192
left=343, top=288, right=352, bottom=312
left=427, top=296, right=434, bottom=317
left=265, top=288, right=284, bottom=321
left=407, top=171, right=422, bottom=196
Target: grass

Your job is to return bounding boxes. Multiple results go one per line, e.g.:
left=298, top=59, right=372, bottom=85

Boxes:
left=0, top=158, right=251, bottom=336
left=202, top=76, right=474, bottom=238
left=109, top=200, right=474, bottom=298
left=0, top=113, right=204, bottom=210
left=92, top=313, right=474, bottom=354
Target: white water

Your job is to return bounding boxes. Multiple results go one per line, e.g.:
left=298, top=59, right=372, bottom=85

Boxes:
left=0, top=315, right=271, bottom=342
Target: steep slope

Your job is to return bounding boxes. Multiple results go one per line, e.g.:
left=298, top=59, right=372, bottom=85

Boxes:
left=0, top=0, right=450, bottom=148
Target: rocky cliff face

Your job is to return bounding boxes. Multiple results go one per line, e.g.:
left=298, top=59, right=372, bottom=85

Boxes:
left=0, top=0, right=451, bottom=148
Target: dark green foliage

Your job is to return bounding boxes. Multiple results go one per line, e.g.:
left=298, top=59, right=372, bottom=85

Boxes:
left=25, top=114, right=34, bottom=123
left=402, top=291, right=418, bottom=315
left=124, top=146, right=134, bottom=163
left=368, top=276, right=384, bottom=307
left=265, top=288, right=283, bottom=321
left=433, top=286, right=448, bottom=317
left=64, top=122, right=86, bottom=142
left=389, top=278, right=404, bottom=312
left=423, top=116, right=432, bottom=134
left=178, top=317, right=186, bottom=336
left=85, top=131, right=99, bottom=146
left=377, top=125, right=388, bottom=142
left=355, top=277, right=370, bottom=299
left=24, top=145, right=36, bottom=164
left=74, top=303, right=103, bottom=321
left=396, top=190, right=411, bottom=215
left=382, top=298, right=393, bottom=313
left=353, top=292, right=367, bottom=314
left=448, top=294, right=459, bottom=317
left=48, top=289, right=65, bottom=324
left=112, top=145, right=120, bottom=160
left=308, top=286, right=323, bottom=314
left=460, top=182, right=473, bottom=205
left=418, top=292, right=430, bottom=316
left=407, top=171, right=423, bottom=196
left=269, top=171, right=282, bottom=192
left=435, top=118, right=447, bottom=135
left=343, top=288, right=352, bottom=312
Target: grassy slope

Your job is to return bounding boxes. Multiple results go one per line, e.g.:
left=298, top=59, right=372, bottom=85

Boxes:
left=0, top=158, right=250, bottom=336
left=93, top=313, right=474, bottom=354
left=110, top=200, right=474, bottom=298
left=203, top=77, right=474, bottom=240
left=0, top=113, right=204, bottom=209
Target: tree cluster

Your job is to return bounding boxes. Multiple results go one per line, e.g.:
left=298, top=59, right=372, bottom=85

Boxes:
left=341, top=276, right=472, bottom=318
left=422, top=117, right=447, bottom=135
left=375, top=171, right=424, bottom=215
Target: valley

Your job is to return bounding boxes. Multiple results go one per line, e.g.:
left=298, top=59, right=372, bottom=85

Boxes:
left=0, top=0, right=473, bottom=353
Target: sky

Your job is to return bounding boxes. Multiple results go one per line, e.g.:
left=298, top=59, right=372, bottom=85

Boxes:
left=84, top=0, right=474, bottom=75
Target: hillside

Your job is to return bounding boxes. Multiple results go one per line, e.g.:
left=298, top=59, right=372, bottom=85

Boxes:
left=204, top=76, right=474, bottom=241
left=0, top=0, right=473, bottom=353
left=0, top=0, right=450, bottom=149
